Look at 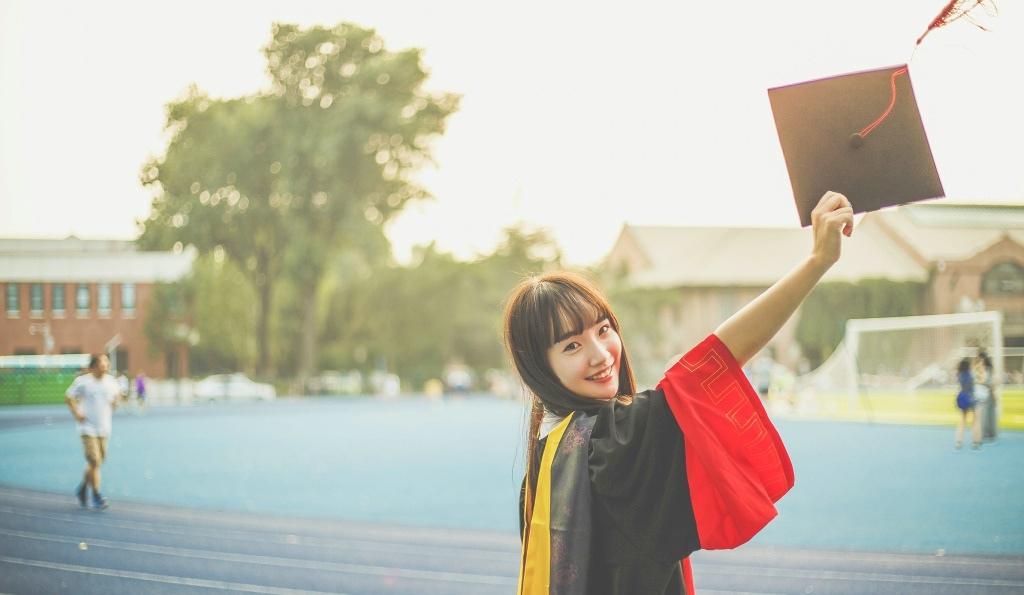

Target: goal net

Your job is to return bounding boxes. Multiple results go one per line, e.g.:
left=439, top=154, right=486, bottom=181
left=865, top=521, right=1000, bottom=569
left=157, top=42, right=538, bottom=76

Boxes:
left=789, top=311, right=1003, bottom=423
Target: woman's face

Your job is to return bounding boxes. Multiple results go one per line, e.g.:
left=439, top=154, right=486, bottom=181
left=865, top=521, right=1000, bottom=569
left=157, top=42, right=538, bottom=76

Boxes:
left=546, top=318, right=622, bottom=400
left=973, top=360, right=988, bottom=383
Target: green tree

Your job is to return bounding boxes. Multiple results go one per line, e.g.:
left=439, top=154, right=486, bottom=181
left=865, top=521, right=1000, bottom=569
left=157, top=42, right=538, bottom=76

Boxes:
left=139, top=22, right=458, bottom=381
left=144, top=254, right=258, bottom=377
left=138, top=92, right=288, bottom=375
left=796, top=279, right=923, bottom=368
left=318, top=225, right=562, bottom=389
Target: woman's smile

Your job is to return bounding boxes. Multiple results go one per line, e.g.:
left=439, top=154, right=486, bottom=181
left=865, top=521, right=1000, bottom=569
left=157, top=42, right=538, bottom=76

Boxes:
left=586, top=365, right=615, bottom=382
left=547, top=318, right=622, bottom=399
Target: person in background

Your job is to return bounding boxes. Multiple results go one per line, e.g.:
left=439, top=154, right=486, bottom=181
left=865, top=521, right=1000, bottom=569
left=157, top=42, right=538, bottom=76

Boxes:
left=135, top=370, right=148, bottom=413
left=954, top=358, right=981, bottom=451
left=976, top=349, right=997, bottom=442
left=65, top=354, right=123, bottom=509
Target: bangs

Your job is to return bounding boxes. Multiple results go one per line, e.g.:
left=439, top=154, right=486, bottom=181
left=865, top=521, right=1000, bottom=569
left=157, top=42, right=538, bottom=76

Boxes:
left=535, top=281, right=608, bottom=347
left=503, top=270, right=637, bottom=414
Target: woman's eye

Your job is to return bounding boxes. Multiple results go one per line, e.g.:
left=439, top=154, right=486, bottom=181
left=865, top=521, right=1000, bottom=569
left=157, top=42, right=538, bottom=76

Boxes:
left=563, top=342, right=580, bottom=353
left=599, top=324, right=611, bottom=334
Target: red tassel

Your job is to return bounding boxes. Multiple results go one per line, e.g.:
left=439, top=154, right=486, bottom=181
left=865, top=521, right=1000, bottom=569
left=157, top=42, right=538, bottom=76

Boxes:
left=917, top=0, right=997, bottom=46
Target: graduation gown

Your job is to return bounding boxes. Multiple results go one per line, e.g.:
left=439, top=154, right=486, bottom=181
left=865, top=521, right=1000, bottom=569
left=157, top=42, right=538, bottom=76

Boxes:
left=517, top=334, right=794, bottom=595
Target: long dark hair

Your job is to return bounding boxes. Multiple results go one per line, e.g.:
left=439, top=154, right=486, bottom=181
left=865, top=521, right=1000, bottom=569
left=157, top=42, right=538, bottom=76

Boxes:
left=958, top=358, right=971, bottom=375
left=503, top=272, right=637, bottom=536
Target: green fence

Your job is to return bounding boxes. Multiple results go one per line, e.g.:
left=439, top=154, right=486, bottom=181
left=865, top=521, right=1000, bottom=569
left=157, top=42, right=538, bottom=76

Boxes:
left=0, top=369, right=80, bottom=405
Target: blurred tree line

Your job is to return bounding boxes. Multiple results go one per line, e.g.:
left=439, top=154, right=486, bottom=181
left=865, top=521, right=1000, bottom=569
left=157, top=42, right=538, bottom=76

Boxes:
left=796, top=279, right=924, bottom=368
left=145, top=223, right=561, bottom=388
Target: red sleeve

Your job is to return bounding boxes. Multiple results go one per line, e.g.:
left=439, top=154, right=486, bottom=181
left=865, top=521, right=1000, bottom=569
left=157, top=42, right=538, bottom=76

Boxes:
left=657, top=334, right=794, bottom=550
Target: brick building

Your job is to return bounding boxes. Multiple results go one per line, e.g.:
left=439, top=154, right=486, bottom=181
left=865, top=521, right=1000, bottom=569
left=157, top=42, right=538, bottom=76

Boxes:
left=0, top=237, right=195, bottom=378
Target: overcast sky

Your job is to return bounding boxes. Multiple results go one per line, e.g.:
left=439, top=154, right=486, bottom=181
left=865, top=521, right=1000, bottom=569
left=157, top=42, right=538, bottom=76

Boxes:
left=1, top=0, right=1021, bottom=265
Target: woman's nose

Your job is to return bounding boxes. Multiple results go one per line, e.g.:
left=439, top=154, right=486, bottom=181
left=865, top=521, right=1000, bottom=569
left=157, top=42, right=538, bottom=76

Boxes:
left=588, top=342, right=611, bottom=365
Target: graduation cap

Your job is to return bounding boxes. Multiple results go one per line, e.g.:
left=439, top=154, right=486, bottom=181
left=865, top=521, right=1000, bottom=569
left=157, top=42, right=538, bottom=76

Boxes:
left=768, top=65, right=944, bottom=227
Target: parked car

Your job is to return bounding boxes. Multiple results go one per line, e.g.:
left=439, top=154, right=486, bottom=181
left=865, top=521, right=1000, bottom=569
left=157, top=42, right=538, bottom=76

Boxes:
left=305, top=370, right=363, bottom=395
left=193, top=373, right=276, bottom=402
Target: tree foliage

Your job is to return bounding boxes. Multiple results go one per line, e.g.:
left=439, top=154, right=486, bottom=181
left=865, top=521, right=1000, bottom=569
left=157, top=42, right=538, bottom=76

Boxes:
left=144, top=254, right=258, bottom=377
left=318, top=225, right=562, bottom=390
left=138, top=22, right=458, bottom=379
left=796, top=279, right=924, bottom=368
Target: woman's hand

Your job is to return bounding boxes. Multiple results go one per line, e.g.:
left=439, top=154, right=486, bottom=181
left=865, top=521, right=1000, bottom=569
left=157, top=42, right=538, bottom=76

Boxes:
left=713, top=190, right=855, bottom=365
left=809, top=191, right=854, bottom=270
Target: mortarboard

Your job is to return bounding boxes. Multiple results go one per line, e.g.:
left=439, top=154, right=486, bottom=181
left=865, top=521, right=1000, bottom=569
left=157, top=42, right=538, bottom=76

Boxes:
left=768, top=65, right=945, bottom=227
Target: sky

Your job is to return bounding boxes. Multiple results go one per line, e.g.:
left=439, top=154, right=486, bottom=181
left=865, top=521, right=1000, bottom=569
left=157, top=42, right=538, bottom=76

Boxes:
left=1, top=0, right=1021, bottom=265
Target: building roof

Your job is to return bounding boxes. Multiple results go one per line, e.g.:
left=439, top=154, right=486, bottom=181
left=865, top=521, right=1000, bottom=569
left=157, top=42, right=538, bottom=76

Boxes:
left=869, top=202, right=1024, bottom=264
left=606, top=200, right=1023, bottom=288
left=0, top=237, right=195, bottom=283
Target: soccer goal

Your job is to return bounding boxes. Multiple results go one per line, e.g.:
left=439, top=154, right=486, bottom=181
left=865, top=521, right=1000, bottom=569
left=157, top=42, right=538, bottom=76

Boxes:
left=794, top=311, right=1003, bottom=423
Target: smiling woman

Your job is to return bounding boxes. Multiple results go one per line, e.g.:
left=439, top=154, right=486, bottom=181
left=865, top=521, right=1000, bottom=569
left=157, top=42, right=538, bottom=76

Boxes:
left=547, top=316, right=622, bottom=402
left=503, top=191, right=855, bottom=595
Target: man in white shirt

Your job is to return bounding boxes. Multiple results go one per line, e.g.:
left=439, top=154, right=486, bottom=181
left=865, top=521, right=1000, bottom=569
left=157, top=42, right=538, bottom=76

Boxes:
left=65, top=354, right=122, bottom=509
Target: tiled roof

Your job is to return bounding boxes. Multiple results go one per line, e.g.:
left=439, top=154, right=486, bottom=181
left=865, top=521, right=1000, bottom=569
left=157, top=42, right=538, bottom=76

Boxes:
left=607, top=200, right=1023, bottom=287
left=0, top=237, right=195, bottom=283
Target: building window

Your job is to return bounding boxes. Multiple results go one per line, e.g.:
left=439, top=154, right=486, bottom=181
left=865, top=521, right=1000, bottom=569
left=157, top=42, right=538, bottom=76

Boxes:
left=52, top=284, right=65, bottom=316
left=5, top=283, right=18, bottom=316
left=115, top=347, right=129, bottom=375
left=982, top=261, right=1024, bottom=296
left=98, top=283, right=112, bottom=316
left=122, top=283, right=136, bottom=315
left=76, top=284, right=91, bottom=315
left=30, top=283, right=44, bottom=316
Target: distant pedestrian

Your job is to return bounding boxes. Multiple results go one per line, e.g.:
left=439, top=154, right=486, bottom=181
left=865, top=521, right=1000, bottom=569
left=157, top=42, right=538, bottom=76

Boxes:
left=976, top=350, right=997, bottom=441
left=135, top=371, right=148, bottom=413
left=954, top=358, right=981, bottom=450
left=65, top=354, right=123, bottom=509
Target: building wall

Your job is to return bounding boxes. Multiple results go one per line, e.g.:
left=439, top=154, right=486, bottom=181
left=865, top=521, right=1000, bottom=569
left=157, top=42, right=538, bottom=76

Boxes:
left=608, top=217, right=1024, bottom=380
left=624, top=285, right=803, bottom=386
left=929, top=236, right=1024, bottom=345
left=1, top=281, right=183, bottom=377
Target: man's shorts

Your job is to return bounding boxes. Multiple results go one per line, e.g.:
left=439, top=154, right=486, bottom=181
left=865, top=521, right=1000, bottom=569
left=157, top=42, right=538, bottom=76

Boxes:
left=81, top=435, right=108, bottom=466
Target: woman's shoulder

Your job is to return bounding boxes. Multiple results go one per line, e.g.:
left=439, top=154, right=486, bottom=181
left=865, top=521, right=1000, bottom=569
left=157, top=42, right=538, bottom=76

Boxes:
left=591, top=389, right=674, bottom=445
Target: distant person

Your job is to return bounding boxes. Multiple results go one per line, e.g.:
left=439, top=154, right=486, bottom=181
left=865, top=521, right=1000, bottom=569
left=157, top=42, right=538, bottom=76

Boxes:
left=117, top=372, right=130, bottom=406
left=65, top=354, right=123, bottom=509
left=954, top=358, right=981, bottom=450
left=976, top=350, right=997, bottom=441
left=135, top=371, right=148, bottom=413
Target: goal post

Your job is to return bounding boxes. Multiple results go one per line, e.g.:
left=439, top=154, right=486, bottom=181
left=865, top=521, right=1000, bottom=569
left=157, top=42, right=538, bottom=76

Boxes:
left=794, top=311, right=1004, bottom=424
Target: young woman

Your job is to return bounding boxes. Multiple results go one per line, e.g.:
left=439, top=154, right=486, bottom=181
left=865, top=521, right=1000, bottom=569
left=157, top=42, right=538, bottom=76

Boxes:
left=955, top=358, right=981, bottom=450
left=504, top=191, right=854, bottom=595
left=975, top=350, right=997, bottom=441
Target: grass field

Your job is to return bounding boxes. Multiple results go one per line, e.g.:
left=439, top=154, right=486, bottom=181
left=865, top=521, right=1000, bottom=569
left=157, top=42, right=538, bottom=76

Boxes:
left=773, top=387, right=1024, bottom=429
left=0, top=371, right=79, bottom=406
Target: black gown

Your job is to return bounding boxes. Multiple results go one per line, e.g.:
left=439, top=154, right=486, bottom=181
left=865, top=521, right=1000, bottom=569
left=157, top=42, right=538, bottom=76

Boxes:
left=517, top=334, right=794, bottom=595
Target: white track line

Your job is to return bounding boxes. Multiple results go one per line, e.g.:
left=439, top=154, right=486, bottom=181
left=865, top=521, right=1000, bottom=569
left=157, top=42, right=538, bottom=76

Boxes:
left=0, top=504, right=515, bottom=562
left=697, top=563, right=1024, bottom=588
left=0, top=528, right=517, bottom=586
left=695, top=548, right=1024, bottom=570
left=0, top=555, right=343, bottom=595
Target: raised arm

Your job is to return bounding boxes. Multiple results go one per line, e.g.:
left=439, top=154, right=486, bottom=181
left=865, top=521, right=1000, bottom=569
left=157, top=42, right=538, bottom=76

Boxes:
left=715, top=191, right=853, bottom=366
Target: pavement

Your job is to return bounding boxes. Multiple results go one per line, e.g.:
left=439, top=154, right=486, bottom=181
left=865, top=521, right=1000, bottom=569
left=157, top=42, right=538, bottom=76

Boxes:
left=2, top=486, right=1022, bottom=595
left=1, top=397, right=1022, bottom=594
